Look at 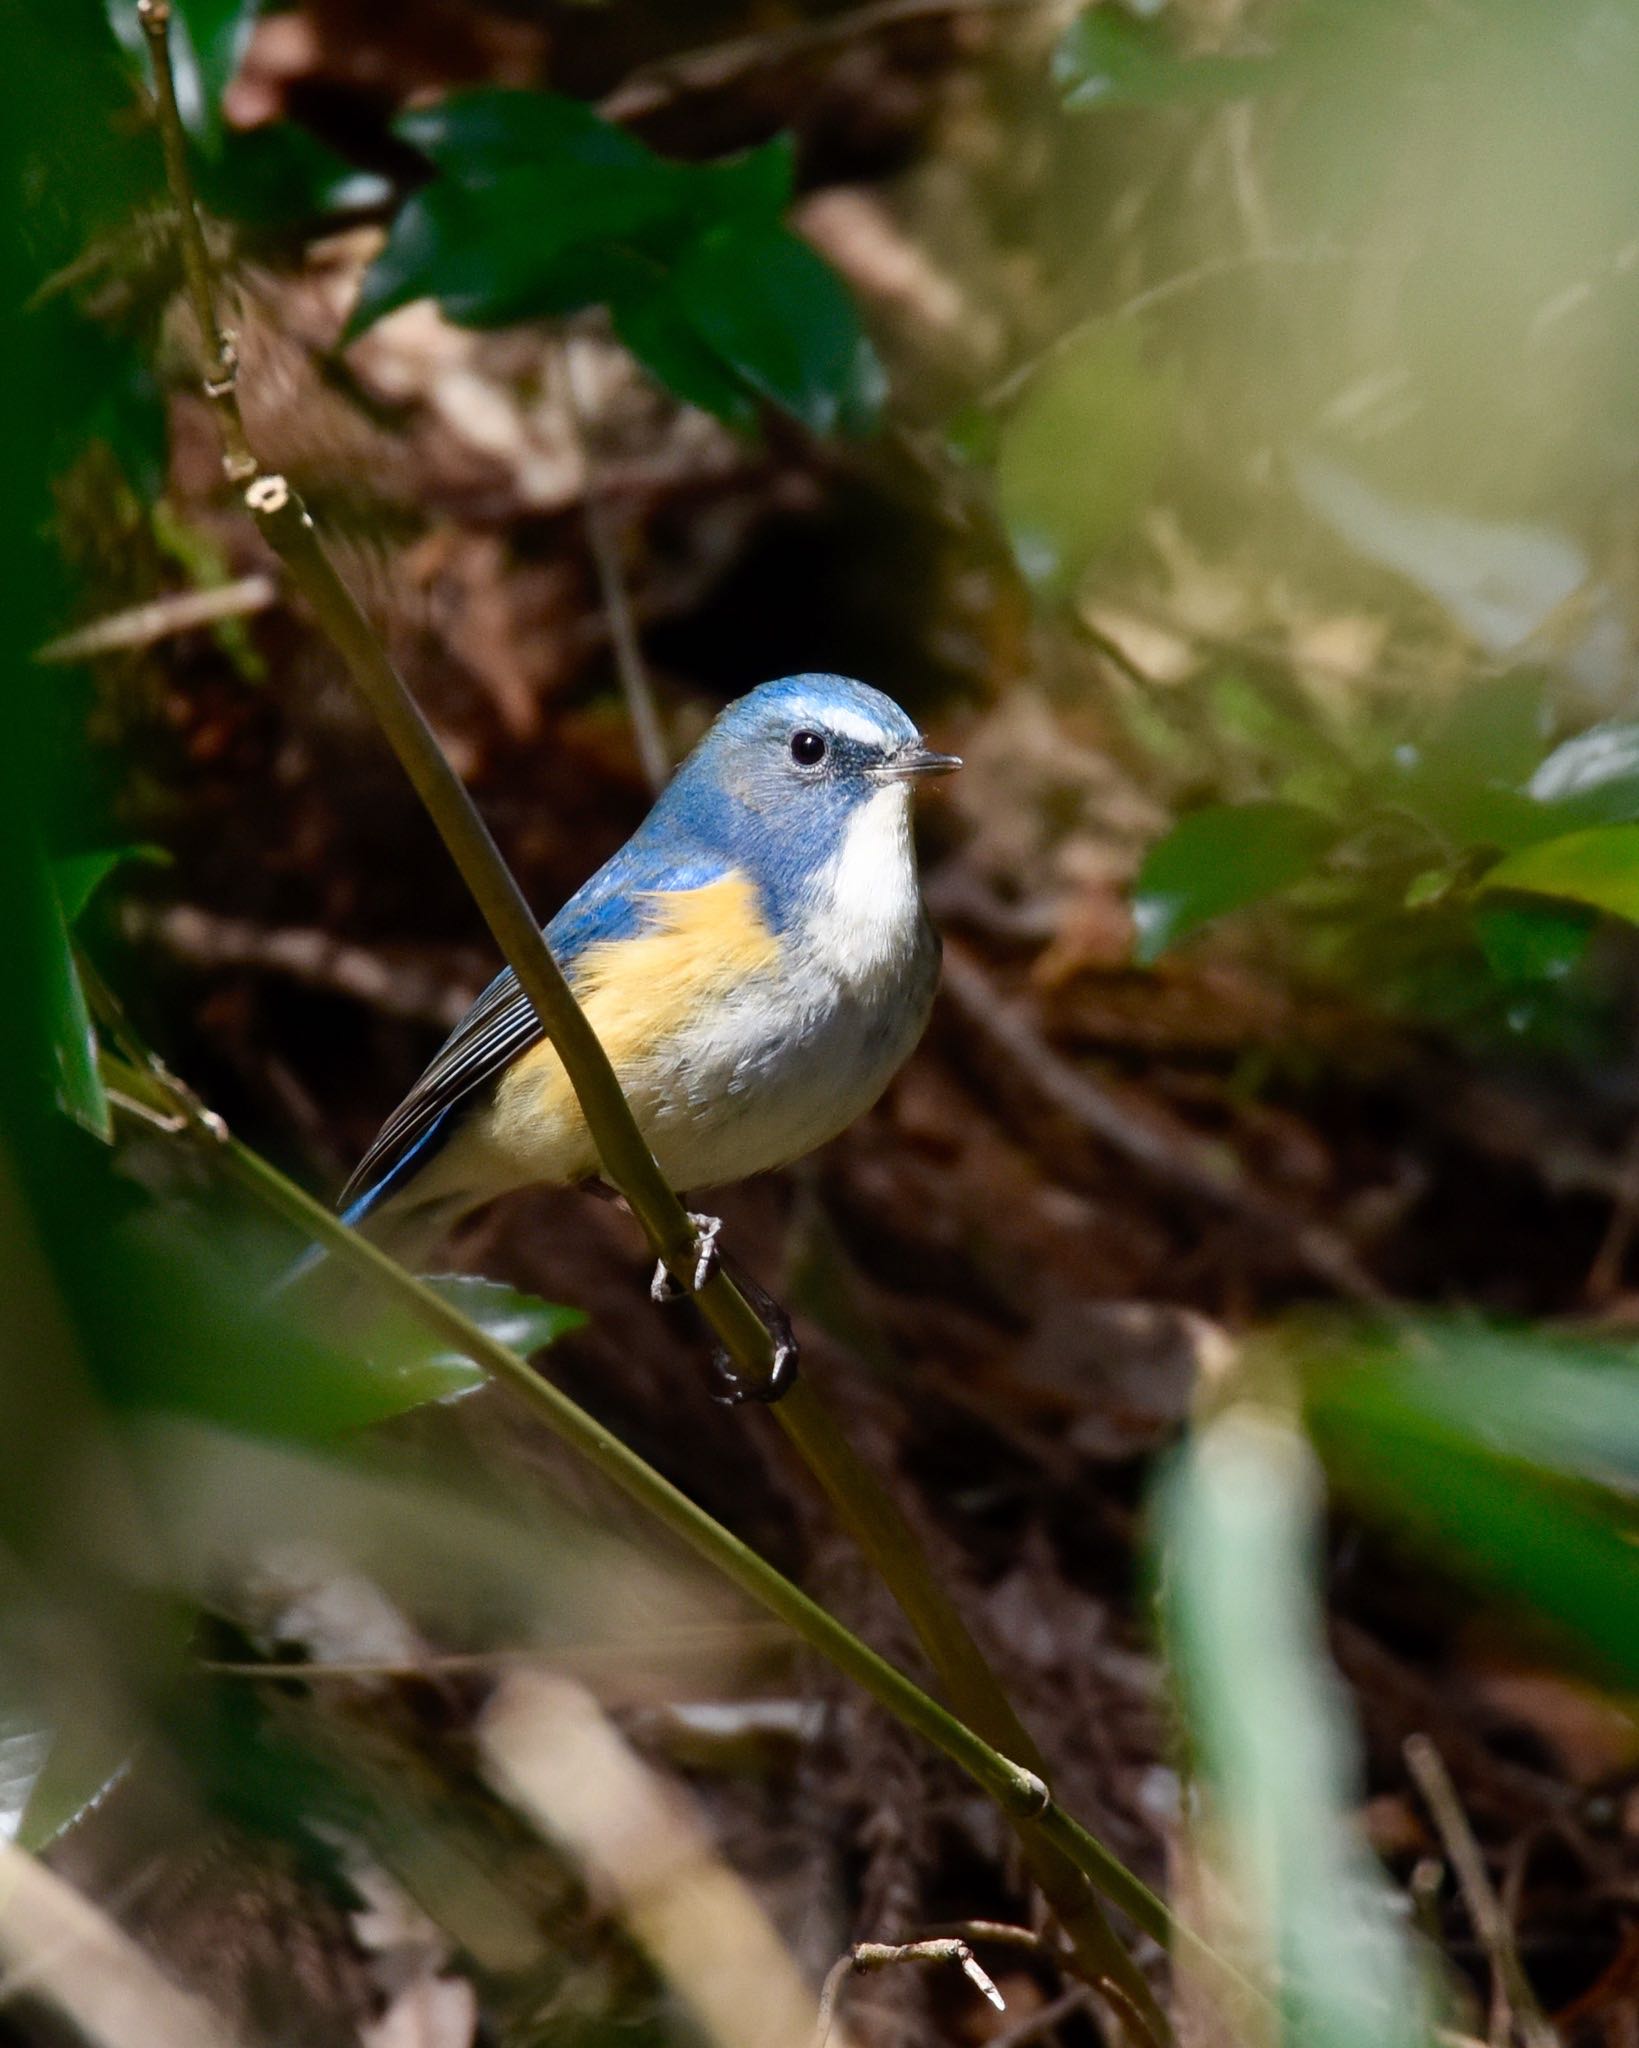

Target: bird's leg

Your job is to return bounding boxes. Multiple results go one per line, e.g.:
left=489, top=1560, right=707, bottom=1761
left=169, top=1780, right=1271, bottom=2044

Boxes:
left=708, top=1267, right=800, bottom=1406
left=649, top=1211, right=722, bottom=1302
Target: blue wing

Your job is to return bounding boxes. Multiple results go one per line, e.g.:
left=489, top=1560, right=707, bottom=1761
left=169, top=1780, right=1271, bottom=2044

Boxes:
left=340, top=835, right=731, bottom=1221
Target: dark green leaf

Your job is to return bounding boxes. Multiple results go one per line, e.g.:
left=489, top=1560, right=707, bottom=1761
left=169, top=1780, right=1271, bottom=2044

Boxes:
left=1132, top=801, right=1336, bottom=963
left=395, top=87, right=658, bottom=179
left=1472, top=900, right=1592, bottom=985
left=349, top=170, right=679, bottom=335
left=200, top=123, right=390, bottom=232
left=1054, top=9, right=1267, bottom=111
left=688, top=135, right=796, bottom=223
left=1481, top=824, right=1639, bottom=924
left=612, top=283, right=761, bottom=431
left=96, top=1213, right=583, bottom=1438
left=105, top=0, right=260, bottom=145
left=53, top=845, right=166, bottom=926
left=44, top=873, right=110, bottom=1141
left=673, top=219, right=884, bottom=435
left=171, top=0, right=260, bottom=134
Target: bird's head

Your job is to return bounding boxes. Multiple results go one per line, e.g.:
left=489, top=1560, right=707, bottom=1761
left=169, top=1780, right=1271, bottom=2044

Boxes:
left=655, top=674, right=960, bottom=924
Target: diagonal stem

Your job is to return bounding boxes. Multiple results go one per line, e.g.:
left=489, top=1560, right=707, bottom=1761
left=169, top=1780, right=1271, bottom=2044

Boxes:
left=131, top=11, right=1171, bottom=2031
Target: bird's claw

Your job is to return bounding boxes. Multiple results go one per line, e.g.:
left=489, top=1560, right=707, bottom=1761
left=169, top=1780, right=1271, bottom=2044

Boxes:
left=709, top=1325, right=801, bottom=1406
left=650, top=1211, right=722, bottom=1303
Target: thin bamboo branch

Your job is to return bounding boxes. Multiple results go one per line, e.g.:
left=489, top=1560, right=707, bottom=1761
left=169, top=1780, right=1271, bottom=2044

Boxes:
left=130, top=12, right=1169, bottom=2029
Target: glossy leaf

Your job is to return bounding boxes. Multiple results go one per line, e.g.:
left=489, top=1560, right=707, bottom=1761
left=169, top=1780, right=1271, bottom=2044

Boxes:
left=104, top=0, right=260, bottom=144
left=1481, top=824, right=1639, bottom=924
left=1132, top=801, right=1336, bottom=963
left=417, top=1275, right=586, bottom=1363
left=1161, top=1408, right=1427, bottom=2048
left=0, top=1701, right=50, bottom=1844
left=674, top=219, right=884, bottom=435
left=1471, top=901, right=1592, bottom=985
left=1529, top=722, right=1639, bottom=825
left=97, top=1214, right=578, bottom=1438
left=351, top=89, right=879, bottom=435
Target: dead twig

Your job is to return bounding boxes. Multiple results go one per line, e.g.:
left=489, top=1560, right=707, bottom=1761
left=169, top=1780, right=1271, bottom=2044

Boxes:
left=815, top=1937, right=1006, bottom=2048
left=36, top=575, right=277, bottom=664
left=121, top=902, right=479, bottom=1029
left=940, top=945, right=1386, bottom=1305
left=1404, top=1734, right=1558, bottom=2048
left=601, top=0, right=1061, bottom=122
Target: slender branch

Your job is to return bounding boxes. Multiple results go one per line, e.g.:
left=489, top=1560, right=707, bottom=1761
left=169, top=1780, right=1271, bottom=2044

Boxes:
left=134, top=12, right=1170, bottom=2029
left=561, top=337, right=671, bottom=795
left=816, top=1937, right=1004, bottom=2048
left=1404, top=1736, right=1557, bottom=2048
left=106, top=1052, right=1180, bottom=1940
left=135, top=0, right=256, bottom=484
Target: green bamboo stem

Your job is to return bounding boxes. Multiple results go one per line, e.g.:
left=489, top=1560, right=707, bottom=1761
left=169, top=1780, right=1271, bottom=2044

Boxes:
left=132, top=10, right=1169, bottom=2031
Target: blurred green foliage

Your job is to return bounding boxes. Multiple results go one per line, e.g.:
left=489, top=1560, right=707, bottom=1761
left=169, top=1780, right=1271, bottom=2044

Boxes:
left=352, top=90, right=884, bottom=434
left=1161, top=1404, right=1429, bottom=2048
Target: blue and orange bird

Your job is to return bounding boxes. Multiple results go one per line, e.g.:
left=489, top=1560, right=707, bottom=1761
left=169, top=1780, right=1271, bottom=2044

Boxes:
left=337, top=673, right=959, bottom=1393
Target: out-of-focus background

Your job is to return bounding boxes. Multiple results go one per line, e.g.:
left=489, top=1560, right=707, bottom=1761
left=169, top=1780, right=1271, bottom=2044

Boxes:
left=12, top=1, right=1639, bottom=2044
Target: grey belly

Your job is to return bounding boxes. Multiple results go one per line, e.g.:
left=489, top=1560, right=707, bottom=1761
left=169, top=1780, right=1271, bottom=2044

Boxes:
left=633, top=933, right=939, bottom=1191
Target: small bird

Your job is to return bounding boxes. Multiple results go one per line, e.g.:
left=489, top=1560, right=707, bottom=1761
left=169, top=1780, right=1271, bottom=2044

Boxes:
left=338, top=673, right=959, bottom=1393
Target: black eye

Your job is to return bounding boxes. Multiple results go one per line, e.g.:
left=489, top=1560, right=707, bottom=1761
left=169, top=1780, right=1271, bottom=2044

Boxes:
left=790, top=728, right=827, bottom=767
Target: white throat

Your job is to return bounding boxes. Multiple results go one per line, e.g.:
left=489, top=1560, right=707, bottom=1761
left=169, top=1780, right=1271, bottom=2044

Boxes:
left=808, top=782, right=922, bottom=989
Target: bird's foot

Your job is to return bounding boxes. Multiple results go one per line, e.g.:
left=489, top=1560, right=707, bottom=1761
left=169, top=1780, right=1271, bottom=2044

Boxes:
left=650, top=1211, right=722, bottom=1303
left=709, top=1311, right=801, bottom=1406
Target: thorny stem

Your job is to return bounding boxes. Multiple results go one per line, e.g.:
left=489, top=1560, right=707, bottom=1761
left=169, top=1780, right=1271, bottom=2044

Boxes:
left=134, top=11, right=1171, bottom=2032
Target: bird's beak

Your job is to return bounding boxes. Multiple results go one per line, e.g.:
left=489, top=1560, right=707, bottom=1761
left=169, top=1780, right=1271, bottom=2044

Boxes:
left=872, top=738, right=963, bottom=782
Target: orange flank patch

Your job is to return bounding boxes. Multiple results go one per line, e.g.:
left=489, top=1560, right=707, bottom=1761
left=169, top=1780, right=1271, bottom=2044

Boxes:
left=482, top=870, right=780, bottom=1180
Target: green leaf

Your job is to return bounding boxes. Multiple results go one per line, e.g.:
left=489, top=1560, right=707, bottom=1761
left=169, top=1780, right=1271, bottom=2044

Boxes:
left=1529, top=722, right=1639, bottom=826
left=395, top=87, right=658, bottom=179
left=349, top=170, right=679, bottom=336
left=16, top=1716, right=130, bottom=1851
left=53, top=845, right=167, bottom=926
left=171, top=0, right=260, bottom=133
left=1305, top=1327, right=1639, bottom=1687
left=673, top=219, right=884, bottom=435
left=44, top=873, right=110, bottom=1141
left=99, top=1216, right=578, bottom=1438
left=1160, top=1408, right=1428, bottom=2048
left=1471, top=900, right=1592, bottom=985
left=1481, top=824, right=1639, bottom=924
left=200, top=122, right=390, bottom=231
left=1132, top=801, right=1336, bottom=963
left=351, top=90, right=875, bottom=433
left=104, top=0, right=261, bottom=145
left=418, top=1275, right=586, bottom=1363
left=1054, top=9, right=1267, bottom=111
left=0, top=1700, right=51, bottom=1845
left=612, top=283, right=762, bottom=432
